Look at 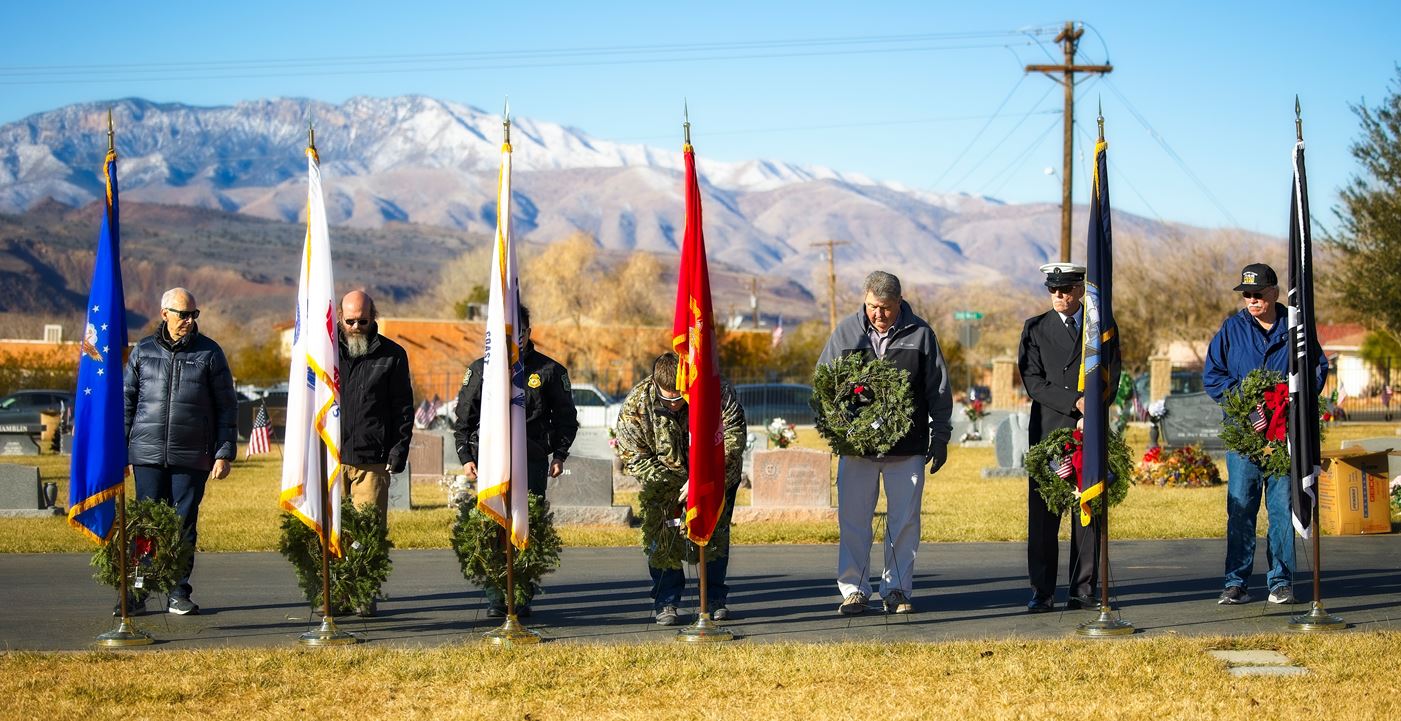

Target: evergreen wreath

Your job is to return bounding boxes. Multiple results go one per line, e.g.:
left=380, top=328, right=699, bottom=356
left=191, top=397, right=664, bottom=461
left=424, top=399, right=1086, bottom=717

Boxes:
left=637, top=471, right=733, bottom=569
left=93, top=497, right=192, bottom=596
left=278, top=499, right=394, bottom=612
left=1219, top=369, right=1292, bottom=477
left=811, top=353, right=914, bottom=456
left=1024, top=427, right=1133, bottom=516
left=450, top=493, right=562, bottom=609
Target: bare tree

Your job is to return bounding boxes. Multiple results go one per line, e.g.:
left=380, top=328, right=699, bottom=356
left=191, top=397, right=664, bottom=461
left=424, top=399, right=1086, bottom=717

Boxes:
left=521, top=232, right=600, bottom=327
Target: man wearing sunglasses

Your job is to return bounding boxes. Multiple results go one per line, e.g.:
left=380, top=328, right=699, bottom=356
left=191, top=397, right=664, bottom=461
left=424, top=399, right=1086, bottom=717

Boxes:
left=1017, top=262, right=1114, bottom=613
left=336, top=291, right=414, bottom=567
left=1204, top=263, right=1327, bottom=606
left=123, top=287, right=237, bottom=616
left=614, top=351, right=746, bottom=626
left=453, top=305, right=579, bottom=617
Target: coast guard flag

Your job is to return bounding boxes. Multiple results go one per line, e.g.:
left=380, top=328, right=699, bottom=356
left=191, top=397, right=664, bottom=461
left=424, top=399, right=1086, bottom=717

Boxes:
left=1287, top=138, right=1322, bottom=539
left=1076, top=133, right=1120, bottom=527
left=476, top=133, right=530, bottom=549
left=279, top=143, right=344, bottom=556
left=68, top=147, right=129, bottom=543
left=673, top=138, right=726, bottom=545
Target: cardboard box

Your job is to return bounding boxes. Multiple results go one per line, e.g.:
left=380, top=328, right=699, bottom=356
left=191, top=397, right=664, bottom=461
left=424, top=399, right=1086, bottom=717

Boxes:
left=1319, top=447, right=1396, bottom=535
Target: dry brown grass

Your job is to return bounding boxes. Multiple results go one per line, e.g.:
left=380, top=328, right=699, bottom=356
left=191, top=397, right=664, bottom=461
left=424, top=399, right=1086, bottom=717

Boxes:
left=3, top=423, right=1396, bottom=553
left=2, top=632, right=1397, bottom=720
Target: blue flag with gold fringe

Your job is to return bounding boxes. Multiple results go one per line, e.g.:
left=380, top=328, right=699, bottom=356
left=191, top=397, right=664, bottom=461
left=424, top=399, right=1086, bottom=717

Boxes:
left=1076, top=131, right=1120, bottom=526
left=67, top=146, right=128, bottom=543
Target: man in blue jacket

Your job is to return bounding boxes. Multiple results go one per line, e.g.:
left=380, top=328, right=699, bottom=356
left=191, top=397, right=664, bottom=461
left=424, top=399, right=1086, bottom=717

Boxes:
left=817, top=271, right=953, bottom=616
left=1203, top=263, right=1327, bottom=606
left=123, top=287, right=238, bottom=616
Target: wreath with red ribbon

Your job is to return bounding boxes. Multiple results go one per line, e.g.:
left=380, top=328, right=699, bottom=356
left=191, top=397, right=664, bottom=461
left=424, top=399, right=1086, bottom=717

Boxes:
left=1218, top=369, right=1293, bottom=477
left=1024, top=427, right=1132, bottom=517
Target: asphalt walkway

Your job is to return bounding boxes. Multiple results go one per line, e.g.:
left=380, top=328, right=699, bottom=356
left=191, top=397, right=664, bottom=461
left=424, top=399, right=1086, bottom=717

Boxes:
left=3, top=537, right=1397, bottom=649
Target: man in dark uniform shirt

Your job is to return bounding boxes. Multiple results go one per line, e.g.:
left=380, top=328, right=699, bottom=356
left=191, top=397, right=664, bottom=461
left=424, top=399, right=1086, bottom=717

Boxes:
left=1017, top=262, right=1118, bottom=613
left=453, top=305, right=579, bottom=615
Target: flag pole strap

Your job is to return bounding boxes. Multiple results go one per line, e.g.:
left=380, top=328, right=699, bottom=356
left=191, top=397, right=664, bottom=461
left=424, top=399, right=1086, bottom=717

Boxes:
left=299, top=438, right=356, bottom=646
left=96, top=485, right=154, bottom=647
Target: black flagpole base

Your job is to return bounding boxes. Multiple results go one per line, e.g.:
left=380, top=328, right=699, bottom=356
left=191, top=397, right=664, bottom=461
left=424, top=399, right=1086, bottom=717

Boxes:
left=676, top=611, right=734, bottom=643
left=298, top=615, right=359, bottom=646
left=483, top=614, right=542, bottom=645
left=1288, top=602, right=1347, bottom=632
left=95, top=617, right=154, bottom=647
left=1075, top=605, right=1135, bottom=637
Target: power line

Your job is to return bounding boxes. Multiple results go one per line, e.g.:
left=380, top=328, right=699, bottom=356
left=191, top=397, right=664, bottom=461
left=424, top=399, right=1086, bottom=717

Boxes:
left=948, top=82, right=1058, bottom=191
left=978, top=116, right=1061, bottom=196
left=930, top=74, right=1028, bottom=189
left=618, top=108, right=1059, bottom=142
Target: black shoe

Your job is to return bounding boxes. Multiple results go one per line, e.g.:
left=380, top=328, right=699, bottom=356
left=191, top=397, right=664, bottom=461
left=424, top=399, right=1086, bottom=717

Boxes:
left=487, top=605, right=507, bottom=618
left=710, top=605, right=730, bottom=621
left=517, top=605, right=532, bottom=618
left=167, top=596, right=199, bottom=615
left=1066, top=594, right=1099, bottom=610
left=113, top=594, right=147, bottom=617
left=1026, top=597, right=1053, bottom=614
left=1217, top=586, right=1252, bottom=605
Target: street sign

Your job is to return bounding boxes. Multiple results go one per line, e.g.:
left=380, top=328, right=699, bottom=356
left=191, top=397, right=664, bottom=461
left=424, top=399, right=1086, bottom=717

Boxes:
left=953, top=311, right=984, bottom=321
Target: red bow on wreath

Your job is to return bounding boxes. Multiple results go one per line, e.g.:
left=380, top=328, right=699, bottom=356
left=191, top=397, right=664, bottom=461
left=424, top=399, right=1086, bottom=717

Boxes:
left=1070, top=428, right=1085, bottom=485
left=132, top=536, right=155, bottom=563
left=1262, top=383, right=1288, bottom=442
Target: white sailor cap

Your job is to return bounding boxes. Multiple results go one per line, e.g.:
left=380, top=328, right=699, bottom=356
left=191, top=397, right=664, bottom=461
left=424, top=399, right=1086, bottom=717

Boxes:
left=1038, top=262, right=1086, bottom=288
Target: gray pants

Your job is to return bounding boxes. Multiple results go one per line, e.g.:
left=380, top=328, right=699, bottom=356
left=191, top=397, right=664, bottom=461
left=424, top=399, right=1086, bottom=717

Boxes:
left=835, top=454, right=926, bottom=598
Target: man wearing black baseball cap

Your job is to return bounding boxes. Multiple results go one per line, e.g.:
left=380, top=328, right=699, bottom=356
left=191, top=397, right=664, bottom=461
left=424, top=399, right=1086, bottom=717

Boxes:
left=1203, top=263, right=1327, bottom=607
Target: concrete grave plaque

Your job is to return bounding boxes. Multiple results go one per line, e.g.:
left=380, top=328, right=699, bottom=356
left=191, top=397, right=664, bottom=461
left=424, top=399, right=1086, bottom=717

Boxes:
left=548, top=456, right=633, bottom=525
left=734, top=448, right=836, bottom=522
left=1160, top=392, right=1225, bottom=451
left=0, top=464, right=58, bottom=517
left=407, top=433, right=444, bottom=478
left=389, top=463, right=412, bottom=510
left=0, top=433, right=39, bottom=456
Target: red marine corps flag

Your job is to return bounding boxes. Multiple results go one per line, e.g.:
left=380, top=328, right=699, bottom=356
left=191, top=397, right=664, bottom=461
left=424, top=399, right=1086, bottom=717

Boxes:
left=672, top=112, right=725, bottom=546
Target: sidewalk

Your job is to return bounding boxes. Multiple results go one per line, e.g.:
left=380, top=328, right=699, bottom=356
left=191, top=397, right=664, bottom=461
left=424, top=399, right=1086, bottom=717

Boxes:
left=3, top=537, right=1397, bottom=650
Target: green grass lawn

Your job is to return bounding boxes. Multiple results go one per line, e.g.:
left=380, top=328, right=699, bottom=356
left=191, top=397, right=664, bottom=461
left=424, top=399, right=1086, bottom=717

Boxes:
left=3, top=422, right=1397, bottom=553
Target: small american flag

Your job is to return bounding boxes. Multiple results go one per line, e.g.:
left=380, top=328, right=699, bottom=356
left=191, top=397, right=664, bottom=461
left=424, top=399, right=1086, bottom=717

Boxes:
left=1250, top=404, right=1268, bottom=433
left=1054, top=456, right=1074, bottom=480
left=247, top=399, right=272, bottom=457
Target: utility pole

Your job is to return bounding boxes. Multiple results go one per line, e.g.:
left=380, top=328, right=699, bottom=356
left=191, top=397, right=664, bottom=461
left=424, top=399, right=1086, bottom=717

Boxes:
left=750, top=276, right=760, bottom=329
left=810, top=240, right=850, bottom=332
left=1026, top=20, right=1112, bottom=263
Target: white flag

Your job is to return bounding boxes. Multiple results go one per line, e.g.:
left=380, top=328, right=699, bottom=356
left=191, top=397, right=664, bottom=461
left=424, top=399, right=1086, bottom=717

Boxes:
left=279, top=144, right=344, bottom=556
left=477, top=135, right=530, bottom=548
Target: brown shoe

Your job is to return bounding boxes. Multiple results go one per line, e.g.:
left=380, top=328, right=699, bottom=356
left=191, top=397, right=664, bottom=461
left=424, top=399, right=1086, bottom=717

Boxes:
left=839, top=592, right=869, bottom=615
left=883, top=590, right=913, bottom=614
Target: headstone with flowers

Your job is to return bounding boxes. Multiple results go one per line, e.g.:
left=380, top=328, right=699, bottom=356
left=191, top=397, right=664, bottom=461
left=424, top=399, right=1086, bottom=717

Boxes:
left=766, top=417, right=798, bottom=449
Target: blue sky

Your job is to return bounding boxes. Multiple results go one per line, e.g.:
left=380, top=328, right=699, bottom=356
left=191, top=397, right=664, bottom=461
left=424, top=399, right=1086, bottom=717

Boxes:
left=2, top=1, right=1396, bottom=236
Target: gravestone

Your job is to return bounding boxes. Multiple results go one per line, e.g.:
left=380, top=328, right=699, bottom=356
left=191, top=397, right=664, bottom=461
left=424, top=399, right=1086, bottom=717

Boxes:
left=60, top=433, right=74, bottom=456
left=407, top=433, right=444, bottom=479
left=1160, top=392, right=1225, bottom=451
left=0, top=464, right=58, bottom=517
left=982, top=412, right=1030, bottom=478
left=547, top=456, right=633, bottom=525
left=0, top=425, right=40, bottom=456
left=439, top=430, right=461, bottom=474
left=388, top=463, right=412, bottom=510
left=733, top=448, right=836, bottom=522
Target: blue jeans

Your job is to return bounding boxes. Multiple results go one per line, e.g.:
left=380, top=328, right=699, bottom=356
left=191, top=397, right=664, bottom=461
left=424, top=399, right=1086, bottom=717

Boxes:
left=1223, top=451, right=1295, bottom=592
left=133, top=465, right=207, bottom=599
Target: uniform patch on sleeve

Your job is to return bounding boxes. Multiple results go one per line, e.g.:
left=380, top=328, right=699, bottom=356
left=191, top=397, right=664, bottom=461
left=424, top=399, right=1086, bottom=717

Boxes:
left=560, top=371, right=572, bottom=393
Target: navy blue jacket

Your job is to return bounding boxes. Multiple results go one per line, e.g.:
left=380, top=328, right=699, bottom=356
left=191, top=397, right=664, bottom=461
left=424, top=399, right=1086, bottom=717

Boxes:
left=1203, top=304, right=1328, bottom=404
left=124, top=324, right=238, bottom=471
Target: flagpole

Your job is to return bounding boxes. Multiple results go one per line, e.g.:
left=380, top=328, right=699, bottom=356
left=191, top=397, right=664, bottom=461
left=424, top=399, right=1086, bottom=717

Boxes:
left=483, top=99, right=540, bottom=645
left=1077, top=104, right=1132, bottom=637
left=1288, top=97, right=1344, bottom=632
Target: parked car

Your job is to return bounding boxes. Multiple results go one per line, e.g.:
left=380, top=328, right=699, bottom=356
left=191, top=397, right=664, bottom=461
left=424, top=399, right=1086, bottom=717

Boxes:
left=573, top=383, right=622, bottom=429
left=0, top=389, right=73, bottom=433
left=733, top=383, right=815, bottom=426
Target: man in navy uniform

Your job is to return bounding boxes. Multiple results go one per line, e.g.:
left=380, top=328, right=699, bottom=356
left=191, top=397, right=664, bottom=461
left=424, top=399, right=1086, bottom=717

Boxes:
left=1017, top=262, right=1116, bottom=613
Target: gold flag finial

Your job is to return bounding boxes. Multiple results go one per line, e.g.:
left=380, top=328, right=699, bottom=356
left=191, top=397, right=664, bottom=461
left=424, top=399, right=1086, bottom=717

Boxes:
left=1096, top=96, right=1104, bottom=142
left=683, top=100, right=691, bottom=146
left=1295, top=95, right=1303, bottom=142
left=503, top=97, right=511, bottom=144
left=107, top=109, right=114, bottom=152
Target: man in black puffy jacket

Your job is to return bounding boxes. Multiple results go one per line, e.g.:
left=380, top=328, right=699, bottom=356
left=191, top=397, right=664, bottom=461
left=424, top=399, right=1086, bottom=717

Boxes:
left=337, top=290, right=415, bottom=522
left=123, top=287, right=237, bottom=616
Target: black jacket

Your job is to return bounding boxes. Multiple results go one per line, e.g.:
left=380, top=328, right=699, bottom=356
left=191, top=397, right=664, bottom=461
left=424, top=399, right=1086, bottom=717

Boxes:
left=123, top=324, right=238, bottom=471
left=453, top=342, right=579, bottom=465
left=1018, top=309, right=1122, bottom=445
left=816, top=300, right=954, bottom=458
left=338, top=329, right=415, bottom=472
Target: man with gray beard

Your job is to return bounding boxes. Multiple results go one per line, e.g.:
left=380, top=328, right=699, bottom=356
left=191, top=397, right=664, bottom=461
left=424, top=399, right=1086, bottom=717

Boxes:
left=337, top=290, right=415, bottom=546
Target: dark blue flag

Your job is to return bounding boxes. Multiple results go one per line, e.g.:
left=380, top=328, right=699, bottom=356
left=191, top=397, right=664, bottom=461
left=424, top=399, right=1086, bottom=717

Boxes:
left=1077, top=132, right=1120, bottom=526
left=1287, top=139, right=1322, bottom=538
left=67, top=147, right=128, bottom=543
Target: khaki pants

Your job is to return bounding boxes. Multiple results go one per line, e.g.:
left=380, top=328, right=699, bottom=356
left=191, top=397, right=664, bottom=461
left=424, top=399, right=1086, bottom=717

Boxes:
left=343, top=463, right=390, bottom=520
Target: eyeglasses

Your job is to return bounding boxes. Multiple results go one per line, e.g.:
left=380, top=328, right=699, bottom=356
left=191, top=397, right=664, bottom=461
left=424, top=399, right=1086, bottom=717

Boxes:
left=653, top=382, right=685, bottom=405
left=164, top=308, right=200, bottom=321
left=1241, top=292, right=1266, bottom=300
left=343, top=318, right=371, bottom=327
left=1048, top=286, right=1077, bottom=296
